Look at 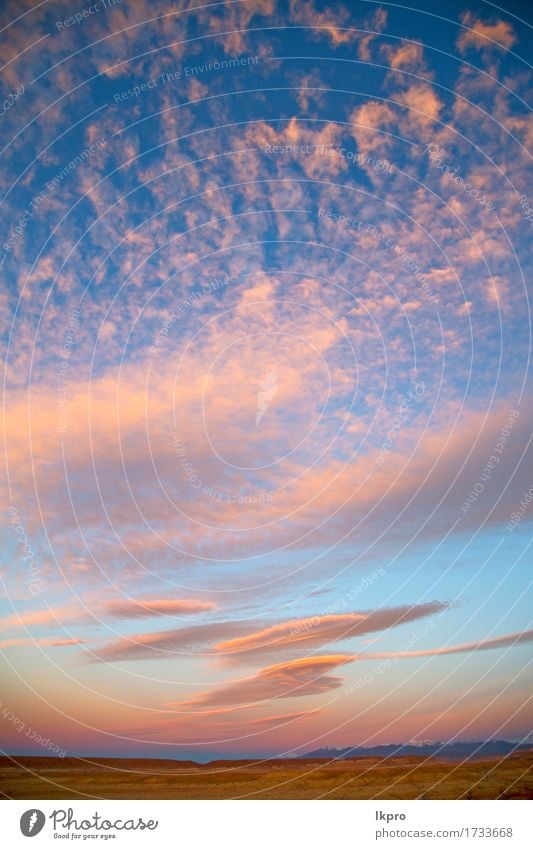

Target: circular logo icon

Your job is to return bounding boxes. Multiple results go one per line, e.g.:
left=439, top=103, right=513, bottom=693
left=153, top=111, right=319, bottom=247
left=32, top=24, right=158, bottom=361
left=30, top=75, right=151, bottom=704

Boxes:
left=20, top=810, right=46, bottom=837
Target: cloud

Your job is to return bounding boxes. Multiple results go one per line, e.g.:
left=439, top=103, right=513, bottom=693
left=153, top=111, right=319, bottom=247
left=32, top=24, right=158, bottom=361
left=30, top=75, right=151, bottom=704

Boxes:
left=88, top=621, right=257, bottom=663
left=357, top=7, right=388, bottom=61
left=0, top=637, right=85, bottom=648
left=289, top=0, right=354, bottom=47
left=4, top=344, right=532, bottom=581
left=103, top=598, right=216, bottom=618
left=397, top=84, right=443, bottom=124
left=87, top=602, right=449, bottom=663
left=244, top=117, right=348, bottom=180
left=167, top=655, right=354, bottom=708
left=162, top=629, right=533, bottom=712
left=349, top=100, right=397, bottom=154
left=0, top=597, right=216, bottom=636
left=215, top=602, right=450, bottom=659
left=457, top=13, right=517, bottom=53
left=387, top=41, right=425, bottom=71
left=366, top=629, right=533, bottom=660
left=209, top=0, right=275, bottom=56
left=0, top=606, right=89, bottom=632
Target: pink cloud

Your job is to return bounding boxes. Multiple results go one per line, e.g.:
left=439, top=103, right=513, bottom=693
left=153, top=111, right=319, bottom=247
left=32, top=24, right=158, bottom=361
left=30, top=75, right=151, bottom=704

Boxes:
left=0, top=637, right=85, bottom=648
left=457, top=13, right=517, bottom=53
left=289, top=0, right=354, bottom=47
left=0, top=606, right=89, bottom=632
left=386, top=41, right=426, bottom=71
left=397, top=85, right=443, bottom=124
left=167, top=655, right=354, bottom=709
left=88, top=621, right=257, bottom=663
left=366, top=629, right=533, bottom=660
left=161, top=630, right=533, bottom=712
left=103, top=598, right=216, bottom=619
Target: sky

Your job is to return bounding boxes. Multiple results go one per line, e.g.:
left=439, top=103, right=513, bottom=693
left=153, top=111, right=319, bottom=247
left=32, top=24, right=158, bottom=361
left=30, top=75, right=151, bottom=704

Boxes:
left=0, top=0, right=532, bottom=762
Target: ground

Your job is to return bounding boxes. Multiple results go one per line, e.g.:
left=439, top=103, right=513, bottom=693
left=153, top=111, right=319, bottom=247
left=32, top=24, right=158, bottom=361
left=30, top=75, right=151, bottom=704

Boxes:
left=1, top=753, right=532, bottom=800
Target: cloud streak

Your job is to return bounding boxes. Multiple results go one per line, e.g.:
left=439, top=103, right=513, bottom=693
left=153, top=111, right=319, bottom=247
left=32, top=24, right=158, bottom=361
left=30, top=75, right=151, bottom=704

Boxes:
left=87, top=601, right=450, bottom=663
left=168, top=655, right=353, bottom=709
left=87, top=621, right=256, bottom=663
left=365, top=629, right=533, bottom=660
left=164, top=630, right=533, bottom=710
left=215, top=602, right=450, bottom=660
left=103, top=597, right=216, bottom=618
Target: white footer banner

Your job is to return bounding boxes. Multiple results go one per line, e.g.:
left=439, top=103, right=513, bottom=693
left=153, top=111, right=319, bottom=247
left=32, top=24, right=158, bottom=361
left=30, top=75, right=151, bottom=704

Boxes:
left=2, top=800, right=531, bottom=848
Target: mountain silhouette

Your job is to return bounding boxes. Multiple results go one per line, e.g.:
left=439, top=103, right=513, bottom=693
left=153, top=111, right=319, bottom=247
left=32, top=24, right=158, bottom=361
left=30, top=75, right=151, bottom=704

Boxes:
left=302, top=740, right=533, bottom=761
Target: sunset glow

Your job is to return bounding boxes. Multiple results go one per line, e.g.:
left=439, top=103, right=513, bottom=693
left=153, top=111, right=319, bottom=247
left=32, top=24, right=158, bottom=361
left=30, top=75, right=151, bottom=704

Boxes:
left=1, top=0, right=532, bottom=767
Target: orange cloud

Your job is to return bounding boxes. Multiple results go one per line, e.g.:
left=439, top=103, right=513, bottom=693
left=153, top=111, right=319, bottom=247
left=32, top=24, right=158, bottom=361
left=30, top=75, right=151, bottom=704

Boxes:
left=215, top=602, right=449, bottom=659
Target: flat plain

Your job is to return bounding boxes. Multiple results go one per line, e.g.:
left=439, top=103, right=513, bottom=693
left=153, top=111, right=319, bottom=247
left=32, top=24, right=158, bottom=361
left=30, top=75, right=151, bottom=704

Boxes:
left=1, top=753, right=531, bottom=799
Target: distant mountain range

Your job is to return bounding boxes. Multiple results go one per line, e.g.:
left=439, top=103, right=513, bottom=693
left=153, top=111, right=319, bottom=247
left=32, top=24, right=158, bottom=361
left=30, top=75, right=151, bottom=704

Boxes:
left=302, top=740, right=533, bottom=761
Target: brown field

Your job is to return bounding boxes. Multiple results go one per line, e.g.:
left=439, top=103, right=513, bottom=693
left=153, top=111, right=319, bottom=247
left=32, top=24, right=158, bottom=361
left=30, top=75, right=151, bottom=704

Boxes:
left=1, top=753, right=532, bottom=800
